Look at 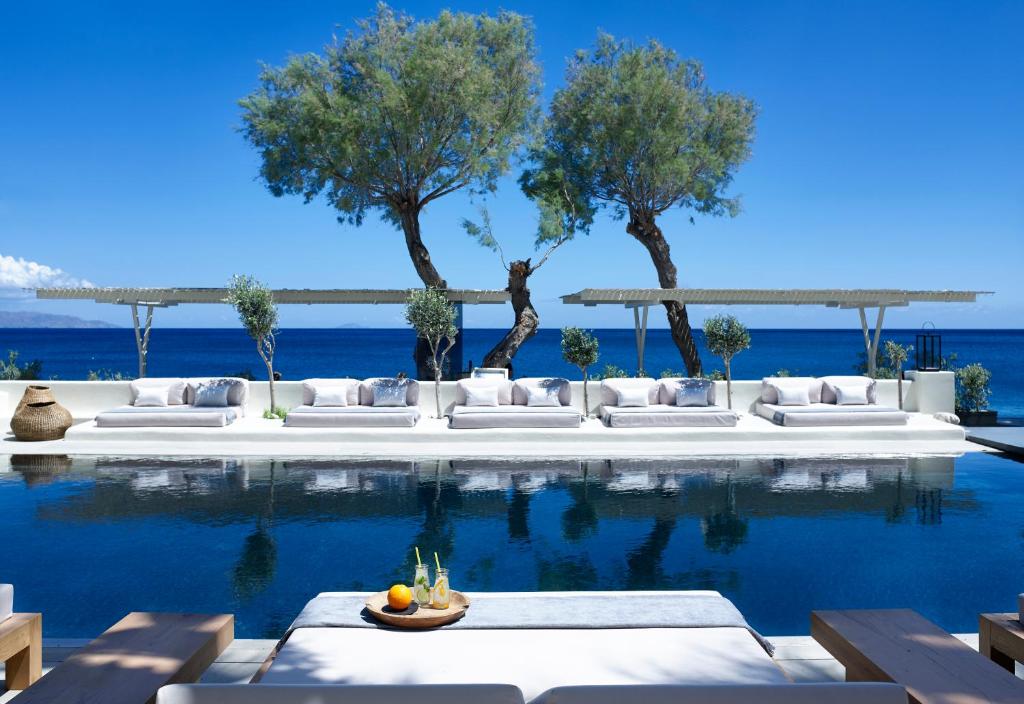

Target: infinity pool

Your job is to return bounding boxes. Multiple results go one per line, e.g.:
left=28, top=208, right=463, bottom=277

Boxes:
left=1, top=453, right=1021, bottom=637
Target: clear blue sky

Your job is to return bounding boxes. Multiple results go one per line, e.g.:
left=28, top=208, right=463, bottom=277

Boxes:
left=1, top=0, right=1021, bottom=329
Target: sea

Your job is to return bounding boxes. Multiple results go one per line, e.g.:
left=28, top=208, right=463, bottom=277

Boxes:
left=1, top=328, right=1021, bottom=417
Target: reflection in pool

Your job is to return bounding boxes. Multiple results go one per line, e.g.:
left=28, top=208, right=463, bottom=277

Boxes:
left=1, top=453, right=1022, bottom=637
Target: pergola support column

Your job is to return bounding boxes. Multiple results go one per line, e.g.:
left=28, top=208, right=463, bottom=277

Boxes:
left=631, top=304, right=650, bottom=374
left=130, top=303, right=154, bottom=378
left=857, top=305, right=887, bottom=377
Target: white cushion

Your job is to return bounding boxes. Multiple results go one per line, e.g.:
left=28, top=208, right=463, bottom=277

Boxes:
left=615, top=386, right=650, bottom=408
left=465, top=384, right=500, bottom=407
left=130, top=378, right=187, bottom=405
left=774, top=385, right=810, bottom=406
left=834, top=385, right=869, bottom=405
left=313, top=387, right=350, bottom=407
left=526, top=384, right=562, bottom=407
left=456, top=378, right=513, bottom=406
left=303, top=379, right=361, bottom=406
left=512, top=378, right=571, bottom=406
left=760, top=377, right=822, bottom=404
left=820, top=376, right=877, bottom=405
left=0, top=584, right=12, bottom=623
left=600, top=378, right=659, bottom=406
left=134, top=385, right=170, bottom=407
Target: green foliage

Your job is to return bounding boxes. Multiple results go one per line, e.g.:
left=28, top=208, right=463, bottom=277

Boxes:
left=699, top=369, right=726, bottom=381
left=239, top=4, right=540, bottom=228
left=703, top=315, right=751, bottom=362
left=595, top=363, right=629, bottom=380
left=0, top=350, right=42, bottom=380
left=522, top=32, right=757, bottom=225
left=87, top=369, right=133, bottom=381
left=884, top=341, right=912, bottom=372
left=773, top=369, right=793, bottom=378
left=560, top=327, right=599, bottom=372
left=227, top=274, right=280, bottom=410
left=263, top=407, right=289, bottom=420
left=405, top=288, right=459, bottom=416
left=956, top=363, right=992, bottom=412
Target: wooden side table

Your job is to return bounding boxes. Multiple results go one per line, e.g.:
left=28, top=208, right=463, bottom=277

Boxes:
left=979, top=612, right=1024, bottom=673
left=0, top=613, right=42, bottom=690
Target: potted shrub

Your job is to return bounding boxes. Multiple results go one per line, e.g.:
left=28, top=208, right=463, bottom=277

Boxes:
left=955, top=363, right=997, bottom=426
left=883, top=340, right=913, bottom=410
left=561, top=327, right=599, bottom=415
left=703, top=314, right=751, bottom=410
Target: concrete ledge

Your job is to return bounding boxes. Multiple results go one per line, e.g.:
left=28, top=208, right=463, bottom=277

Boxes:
left=1, top=413, right=970, bottom=458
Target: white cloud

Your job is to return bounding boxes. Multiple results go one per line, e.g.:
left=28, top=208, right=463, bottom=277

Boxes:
left=0, top=253, right=94, bottom=298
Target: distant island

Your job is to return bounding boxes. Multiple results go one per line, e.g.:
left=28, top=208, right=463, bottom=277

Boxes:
left=0, top=311, right=119, bottom=328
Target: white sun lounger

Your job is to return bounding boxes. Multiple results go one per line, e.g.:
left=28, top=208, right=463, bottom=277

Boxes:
left=285, top=379, right=421, bottom=428
left=448, top=378, right=582, bottom=429
left=95, top=378, right=248, bottom=427
left=754, top=376, right=907, bottom=427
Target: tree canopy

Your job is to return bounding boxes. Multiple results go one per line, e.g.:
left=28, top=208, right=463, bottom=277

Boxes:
left=239, top=3, right=541, bottom=287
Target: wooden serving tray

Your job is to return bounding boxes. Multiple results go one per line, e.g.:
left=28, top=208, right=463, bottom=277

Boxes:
left=364, top=591, right=471, bottom=629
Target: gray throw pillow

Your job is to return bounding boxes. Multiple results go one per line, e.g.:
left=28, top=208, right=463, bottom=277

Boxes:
left=676, top=379, right=712, bottom=407
left=194, top=381, right=230, bottom=407
left=372, top=378, right=409, bottom=407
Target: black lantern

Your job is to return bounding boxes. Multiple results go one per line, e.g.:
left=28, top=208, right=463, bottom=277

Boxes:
left=915, top=324, right=942, bottom=371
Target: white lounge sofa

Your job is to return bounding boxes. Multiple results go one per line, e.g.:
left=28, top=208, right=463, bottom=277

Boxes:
left=285, top=378, right=421, bottom=428
left=1, top=583, right=12, bottom=623
left=531, top=683, right=908, bottom=704
left=95, top=378, right=248, bottom=427
left=754, top=376, right=908, bottom=427
left=448, top=378, right=582, bottom=429
left=599, top=377, right=739, bottom=428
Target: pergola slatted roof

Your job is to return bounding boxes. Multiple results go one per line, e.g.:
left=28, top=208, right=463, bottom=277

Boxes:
left=561, top=288, right=989, bottom=307
left=36, top=287, right=510, bottom=306
left=562, top=287, right=992, bottom=375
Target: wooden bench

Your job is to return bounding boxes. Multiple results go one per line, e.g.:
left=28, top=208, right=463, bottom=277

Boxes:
left=979, top=613, right=1024, bottom=673
left=1, top=613, right=42, bottom=691
left=812, top=609, right=1024, bottom=704
left=15, top=612, right=233, bottom=704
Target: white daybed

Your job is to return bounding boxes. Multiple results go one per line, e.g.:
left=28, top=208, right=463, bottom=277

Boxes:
left=157, top=683, right=908, bottom=704
left=753, top=376, right=908, bottom=427
left=95, top=378, right=248, bottom=428
left=448, top=378, right=582, bottom=429
left=1, top=583, right=12, bottom=623
left=285, top=378, right=421, bottom=428
left=599, top=377, right=738, bottom=428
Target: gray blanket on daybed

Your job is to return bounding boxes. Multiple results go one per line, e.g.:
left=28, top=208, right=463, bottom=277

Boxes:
left=286, top=592, right=773, bottom=655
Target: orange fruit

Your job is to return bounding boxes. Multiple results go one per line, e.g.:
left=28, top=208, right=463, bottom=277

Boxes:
left=387, top=584, right=413, bottom=610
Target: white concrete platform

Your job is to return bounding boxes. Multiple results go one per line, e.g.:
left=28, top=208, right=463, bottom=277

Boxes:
left=0, top=413, right=972, bottom=458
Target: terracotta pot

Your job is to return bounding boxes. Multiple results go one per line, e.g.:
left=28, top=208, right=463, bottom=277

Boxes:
left=11, top=400, right=73, bottom=441
left=15, top=385, right=55, bottom=415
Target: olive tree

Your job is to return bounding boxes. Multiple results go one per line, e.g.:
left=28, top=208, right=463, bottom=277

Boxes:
left=956, top=363, right=991, bottom=413
left=227, top=275, right=282, bottom=417
left=703, top=314, right=750, bottom=409
left=561, top=327, right=599, bottom=414
left=524, top=34, right=757, bottom=376
left=239, top=4, right=540, bottom=291
left=404, top=288, right=458, bottom=418
left=883, top=340, right=913, bottom=409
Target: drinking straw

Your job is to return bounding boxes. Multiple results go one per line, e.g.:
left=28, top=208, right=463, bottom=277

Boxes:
left=415, top=546, right=423, bottom=567
left=434, top=551, right=442, bottom=573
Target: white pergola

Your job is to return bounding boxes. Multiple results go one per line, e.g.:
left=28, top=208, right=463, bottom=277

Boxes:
left=561, top=288, right=991, bottom=375
left=36, top=287, right=509, bottom=378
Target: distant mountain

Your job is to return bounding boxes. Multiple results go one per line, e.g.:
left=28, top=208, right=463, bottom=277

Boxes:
left=0, top=311, right=119, bottom=328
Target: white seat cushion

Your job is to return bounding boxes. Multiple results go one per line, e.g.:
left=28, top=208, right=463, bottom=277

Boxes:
left=261, top=627, right=788, bottom=701
left=156, top=684, right=525, bottom=704
left=531, top=683, right=909, bottom=704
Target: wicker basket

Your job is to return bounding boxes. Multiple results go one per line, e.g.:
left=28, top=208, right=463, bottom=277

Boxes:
left=11, top=400, right=73, bottom=441
left=14, top=385, right=55, bottom=415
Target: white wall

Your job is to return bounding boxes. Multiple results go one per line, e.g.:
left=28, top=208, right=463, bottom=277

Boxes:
left=0, top=372, right=953, bottom=420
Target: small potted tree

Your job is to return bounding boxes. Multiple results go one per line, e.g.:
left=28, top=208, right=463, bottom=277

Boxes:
left=561, top=327, right=599, bottom=415
left=956, top=363, right=996, bottom=426
left=404, top=288, right=458, bottom=418
left=703, top=314, right=751, bottom=410
left=883, top=340, right=913, bottom=410
left=227, top=274, right=284, bottom=419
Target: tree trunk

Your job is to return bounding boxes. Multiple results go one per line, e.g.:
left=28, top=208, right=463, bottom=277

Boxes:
left=582, top=367, right=589, bottom=417
left=482, top=260, right=539, bottom=370
left=724, top=359, right=732, bottom=410
left=625, top=216, right=703, bottom=377
left=397, top=205, right=447, bottom=381
left=897, top=370, right=903, bottom=410
left=259, top=345, right=276, bottom=414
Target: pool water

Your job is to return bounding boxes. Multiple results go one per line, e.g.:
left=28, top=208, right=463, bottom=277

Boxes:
left=1, top=453, right=1022, bottom=638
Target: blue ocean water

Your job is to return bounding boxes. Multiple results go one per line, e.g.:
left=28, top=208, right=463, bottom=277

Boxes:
left=2, top=328, right=1021, bottom=415
left=1, top=453, right=1022, bottom=638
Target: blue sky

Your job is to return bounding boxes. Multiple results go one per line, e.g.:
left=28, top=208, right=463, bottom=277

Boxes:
left=1, top=0, right=1021, bottom=329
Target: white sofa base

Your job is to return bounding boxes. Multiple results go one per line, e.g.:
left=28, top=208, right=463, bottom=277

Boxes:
left=755, top=402, right=908, bottom=427
left=449, top=405, right=583, bottom=429
left=601, top=404, right=739, bottom=428
left=95, top=405, right=243, bottom=428
left=285, top=405, right=421, bottom=428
